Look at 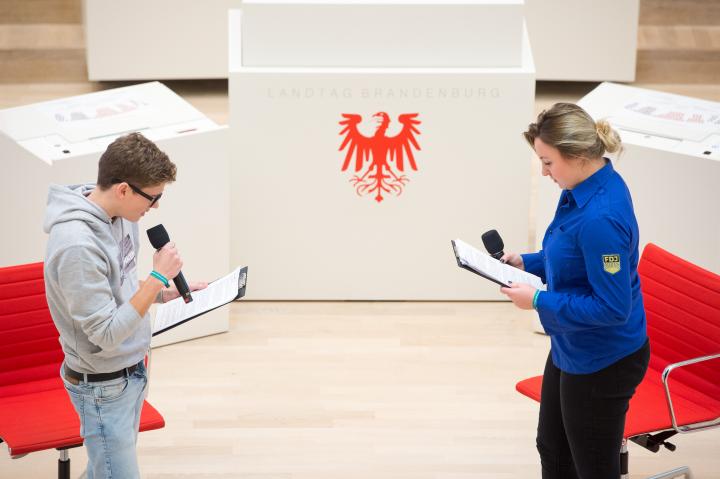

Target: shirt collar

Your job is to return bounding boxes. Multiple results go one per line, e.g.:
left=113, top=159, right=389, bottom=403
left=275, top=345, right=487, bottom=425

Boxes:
left=566, top=158, right=613, bottom=209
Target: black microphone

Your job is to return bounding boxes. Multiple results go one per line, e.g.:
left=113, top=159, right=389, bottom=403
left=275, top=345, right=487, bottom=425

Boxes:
left=146, top=224, right=193, bottom=303
left=481, top=229, right=505, bottom=261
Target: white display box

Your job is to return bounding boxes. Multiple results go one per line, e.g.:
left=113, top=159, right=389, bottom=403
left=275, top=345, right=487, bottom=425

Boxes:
left=241, top=0, right=524, bottom=68
left=0, top=82, right=231, bottom=346
left=525, top=0, right=639, bottom=81
left=229, top=10, right=536, bottom=299
left=84, top=0, right=242, bottom=80
left=535, top=82, right=720, bottom=274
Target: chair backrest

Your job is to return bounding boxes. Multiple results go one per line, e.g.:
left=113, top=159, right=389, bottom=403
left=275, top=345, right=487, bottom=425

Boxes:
left=0, top=262, right=64, bottom=396
left=638, top=243, right=720, bottom=411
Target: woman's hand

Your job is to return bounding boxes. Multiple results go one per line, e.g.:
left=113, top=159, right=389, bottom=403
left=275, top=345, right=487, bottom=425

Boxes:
left=500, top=282, right=536, bottom=310
left=162, top=281, right=209, bottom=302
left=500, top=252, right=524, bottom=270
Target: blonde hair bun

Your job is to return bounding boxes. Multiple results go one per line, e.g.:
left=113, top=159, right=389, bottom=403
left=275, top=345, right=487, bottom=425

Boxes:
left=595, top=119, right=622, bottom=154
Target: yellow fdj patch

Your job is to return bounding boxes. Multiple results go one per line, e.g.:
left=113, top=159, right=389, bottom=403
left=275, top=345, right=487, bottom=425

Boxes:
left=602, top=254, right=621, bottom=274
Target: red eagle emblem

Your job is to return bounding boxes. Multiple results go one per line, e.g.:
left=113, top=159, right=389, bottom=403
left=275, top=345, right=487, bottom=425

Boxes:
left=338, top=112, right=422, bottom=202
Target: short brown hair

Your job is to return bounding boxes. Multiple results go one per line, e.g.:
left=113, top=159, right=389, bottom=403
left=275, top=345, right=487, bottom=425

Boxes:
left=523, top=103, right=622, bottom=160
left=96, top=133, right=176, bottom=189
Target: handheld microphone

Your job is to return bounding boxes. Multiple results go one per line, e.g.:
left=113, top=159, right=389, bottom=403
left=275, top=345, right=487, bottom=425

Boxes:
left=146, top=224, right=193, bottom=303
left=481, top=229, right=505, bottom=261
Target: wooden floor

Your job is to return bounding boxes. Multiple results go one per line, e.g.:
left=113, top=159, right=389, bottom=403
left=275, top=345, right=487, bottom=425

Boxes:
left=2, top=303, right=719, bottom=478
left=1, top=0, right=720, bottom=477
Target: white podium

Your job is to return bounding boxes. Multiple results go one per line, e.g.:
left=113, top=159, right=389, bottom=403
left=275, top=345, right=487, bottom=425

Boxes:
left=525, top=0, right=639, bottom=81
left=229, top=2, right=535, bottom=299
left=84, top=0, right=637, bottom=82
left=83, top=0, right=242, bottom=80
left=241, top=0, right=524, bottom=68
left=0, top=82, right=231, bottom=347
left=535, top=82, right=720, bottom=274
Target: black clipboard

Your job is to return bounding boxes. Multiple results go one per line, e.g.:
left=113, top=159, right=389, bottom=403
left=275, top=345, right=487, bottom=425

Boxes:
left=152, top=266, right=248, bottom=336
left=451, top=240, right=511, bottom=288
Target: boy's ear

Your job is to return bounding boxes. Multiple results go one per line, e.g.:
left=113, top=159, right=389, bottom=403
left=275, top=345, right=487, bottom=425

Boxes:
left=114, top=182, right=129, bottom=199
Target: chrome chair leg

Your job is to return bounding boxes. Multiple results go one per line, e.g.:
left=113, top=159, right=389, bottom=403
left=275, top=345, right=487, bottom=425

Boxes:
left=620, top=439, right=629, bottom=479
left=58, top=449, right=70, bottom=479
left=646, top=467, right=692, bottom=479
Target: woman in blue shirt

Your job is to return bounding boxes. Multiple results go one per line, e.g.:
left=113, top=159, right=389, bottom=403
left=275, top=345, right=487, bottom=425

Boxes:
left=501, top=103, right=649, bottom=479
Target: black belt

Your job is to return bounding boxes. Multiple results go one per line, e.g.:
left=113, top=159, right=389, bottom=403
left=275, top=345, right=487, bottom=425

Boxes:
left=64, top=361, right=142, bottom=383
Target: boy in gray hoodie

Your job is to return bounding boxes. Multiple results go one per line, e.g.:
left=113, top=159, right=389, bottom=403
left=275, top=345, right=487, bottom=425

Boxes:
left=44, top=133, right=203, bottom=479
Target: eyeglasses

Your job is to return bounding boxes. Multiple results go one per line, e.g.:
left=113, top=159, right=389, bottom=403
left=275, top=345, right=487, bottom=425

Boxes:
left=113, top=179, right=163, bottom=206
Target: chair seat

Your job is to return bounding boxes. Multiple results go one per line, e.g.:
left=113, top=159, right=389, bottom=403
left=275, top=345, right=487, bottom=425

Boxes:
left=0, top=377, right=165, bottom=457
left=516, top=372, right=720, bottom=439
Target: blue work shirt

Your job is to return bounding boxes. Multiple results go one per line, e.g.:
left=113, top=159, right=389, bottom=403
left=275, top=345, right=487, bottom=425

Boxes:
left=522, top=160, right=647, bottom=374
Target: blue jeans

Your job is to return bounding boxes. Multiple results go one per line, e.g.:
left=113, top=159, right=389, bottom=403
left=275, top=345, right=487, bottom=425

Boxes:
left=61, top=362, right=148, bottom=479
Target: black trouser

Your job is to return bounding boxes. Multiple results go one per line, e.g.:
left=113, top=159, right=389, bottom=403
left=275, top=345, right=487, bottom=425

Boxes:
left=537, top=339, right=650, bottom=479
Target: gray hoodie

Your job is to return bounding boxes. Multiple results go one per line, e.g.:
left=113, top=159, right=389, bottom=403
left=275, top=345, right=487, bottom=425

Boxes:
left=44, top=184, right=150, bottom=374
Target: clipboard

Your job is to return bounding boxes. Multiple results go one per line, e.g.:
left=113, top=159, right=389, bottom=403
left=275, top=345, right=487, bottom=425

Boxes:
left=451, top=239, right=546, bottom=290
left=152, top=266, right=248, bottom=336
left=451, top=240, right=510, bottom=288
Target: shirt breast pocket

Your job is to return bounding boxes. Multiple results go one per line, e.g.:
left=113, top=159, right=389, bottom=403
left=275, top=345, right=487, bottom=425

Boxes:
left=547, top=228, right=587, bottom=285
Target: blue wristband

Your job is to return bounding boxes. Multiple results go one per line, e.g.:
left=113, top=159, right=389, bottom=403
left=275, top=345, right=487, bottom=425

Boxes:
left=150, top=270, right=170, bottom=288
left=532, top=290, right=541, bottom=310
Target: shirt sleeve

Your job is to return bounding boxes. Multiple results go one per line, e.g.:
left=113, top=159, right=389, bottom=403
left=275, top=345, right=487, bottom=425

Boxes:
left=52, top=245, right=143, bottom=351
left=521, top=251, right=546, bottom=284
left=535, top=215, right=633, bottom=334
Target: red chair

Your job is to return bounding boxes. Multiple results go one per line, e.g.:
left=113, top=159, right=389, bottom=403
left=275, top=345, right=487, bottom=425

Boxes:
left=0, top=262, right=165, bottom=479
left=516, top=243, right=720, bottom=479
